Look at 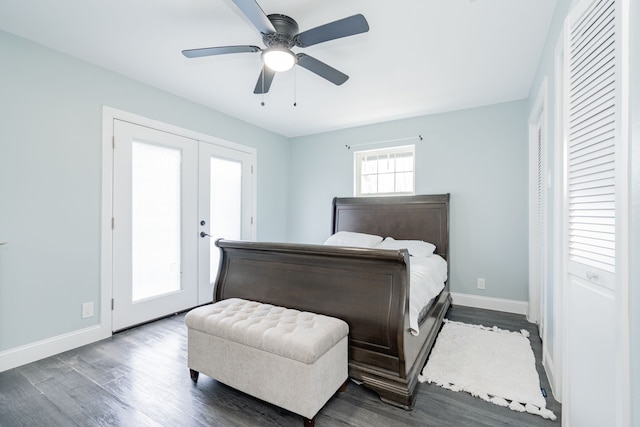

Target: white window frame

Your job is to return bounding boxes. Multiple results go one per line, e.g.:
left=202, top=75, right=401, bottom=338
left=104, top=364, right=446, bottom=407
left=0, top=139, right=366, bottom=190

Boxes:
left=354, top=145, right=415, bottom=197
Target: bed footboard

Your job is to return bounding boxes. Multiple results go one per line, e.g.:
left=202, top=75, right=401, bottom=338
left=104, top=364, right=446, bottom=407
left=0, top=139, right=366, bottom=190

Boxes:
left=214, top=239, right=450, bottom=409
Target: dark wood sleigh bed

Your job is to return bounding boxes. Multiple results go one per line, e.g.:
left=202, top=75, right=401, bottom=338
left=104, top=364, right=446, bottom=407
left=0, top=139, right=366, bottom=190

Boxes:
left=213, top=194, right=452, bottom=409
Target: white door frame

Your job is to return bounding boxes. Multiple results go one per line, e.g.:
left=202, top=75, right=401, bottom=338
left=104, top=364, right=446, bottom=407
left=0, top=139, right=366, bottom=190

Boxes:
left=528, top=77, right=548, bottom=328
left=100, top=107, right=257, bottom=336
left=549, top=27, right=567, bottom=402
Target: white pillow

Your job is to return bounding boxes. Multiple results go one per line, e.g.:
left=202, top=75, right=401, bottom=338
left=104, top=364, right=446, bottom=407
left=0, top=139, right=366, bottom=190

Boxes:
left=376, top=237, right=436, bottom=257
left=323, top=231, right=383, bottom=248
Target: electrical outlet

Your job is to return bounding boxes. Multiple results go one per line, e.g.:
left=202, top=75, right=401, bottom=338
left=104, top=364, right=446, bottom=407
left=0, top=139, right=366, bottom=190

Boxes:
left=82, top=302, right=94, bottom=318
left=477, top=278, right=486, bottom=290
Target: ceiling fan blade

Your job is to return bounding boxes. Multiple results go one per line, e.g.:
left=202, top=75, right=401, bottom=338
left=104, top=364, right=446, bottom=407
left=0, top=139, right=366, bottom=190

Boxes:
left=231, top=0, right=276, bottom=35
left=295, top=14, right=369, bottom=48
left=296, top=53, right=348, bottom=86
left=182, top=45, right=261, bottom=58
left=253, top=66, right=276, bottom=94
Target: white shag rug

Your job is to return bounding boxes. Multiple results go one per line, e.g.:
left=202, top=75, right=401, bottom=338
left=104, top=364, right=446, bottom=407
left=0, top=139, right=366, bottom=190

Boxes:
left=419, top=319, right=556, bottom=420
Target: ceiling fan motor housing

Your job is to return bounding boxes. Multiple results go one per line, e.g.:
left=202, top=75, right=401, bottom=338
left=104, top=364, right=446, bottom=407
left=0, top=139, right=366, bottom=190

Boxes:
left=262, top=14, right=299, bottom=48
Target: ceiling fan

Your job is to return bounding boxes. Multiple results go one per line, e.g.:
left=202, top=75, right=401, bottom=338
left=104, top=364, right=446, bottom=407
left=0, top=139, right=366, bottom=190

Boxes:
left=182, top=0, right=369, bottom=94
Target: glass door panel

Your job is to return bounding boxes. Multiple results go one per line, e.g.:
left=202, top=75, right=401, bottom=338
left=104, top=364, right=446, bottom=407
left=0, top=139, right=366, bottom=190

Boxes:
left=131, top=141, right=182, bottom=301
left=209, top=157, right=242, bottom=284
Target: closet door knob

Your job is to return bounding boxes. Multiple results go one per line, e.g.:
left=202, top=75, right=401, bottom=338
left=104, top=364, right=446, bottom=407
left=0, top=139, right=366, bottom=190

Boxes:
left=586, top=271, right=599, bottom=281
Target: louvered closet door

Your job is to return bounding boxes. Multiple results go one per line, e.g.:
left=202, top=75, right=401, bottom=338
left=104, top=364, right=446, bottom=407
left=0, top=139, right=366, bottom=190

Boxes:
left=564, top=0, right=620, bottom=424
left=567, top=0, right=617, bottom=288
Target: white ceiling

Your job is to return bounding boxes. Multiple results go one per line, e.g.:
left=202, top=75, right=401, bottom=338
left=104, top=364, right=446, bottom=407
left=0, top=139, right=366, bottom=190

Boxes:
left=0, top=0, right=557, bottom=138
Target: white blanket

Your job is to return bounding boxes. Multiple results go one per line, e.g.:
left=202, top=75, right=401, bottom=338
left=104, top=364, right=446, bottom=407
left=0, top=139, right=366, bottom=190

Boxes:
left=409, top=255, right=447, bottom=335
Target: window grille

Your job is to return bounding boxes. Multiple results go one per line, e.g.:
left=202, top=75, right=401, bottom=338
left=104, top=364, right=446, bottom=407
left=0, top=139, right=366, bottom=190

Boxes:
left=354, top=145, right=415, bottom=196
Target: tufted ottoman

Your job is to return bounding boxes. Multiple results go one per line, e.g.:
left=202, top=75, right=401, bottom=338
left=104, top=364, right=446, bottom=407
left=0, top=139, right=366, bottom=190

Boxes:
left=185, top=298, right=349, bottom=426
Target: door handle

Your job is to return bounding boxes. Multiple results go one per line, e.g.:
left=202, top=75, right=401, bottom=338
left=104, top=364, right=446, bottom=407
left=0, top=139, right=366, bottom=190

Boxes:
left=200, top=220, right=210, bottom=238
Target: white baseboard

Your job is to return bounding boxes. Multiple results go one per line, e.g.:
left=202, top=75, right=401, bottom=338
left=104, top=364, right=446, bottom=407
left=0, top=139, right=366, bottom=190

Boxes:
left=450, top=292, right=529, bottom=315
left=0, top=325, right=109, bottom=373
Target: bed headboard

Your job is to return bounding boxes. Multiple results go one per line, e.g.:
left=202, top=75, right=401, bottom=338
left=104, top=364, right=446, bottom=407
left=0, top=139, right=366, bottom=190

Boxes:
left=332, top=194, right=450, bottom=260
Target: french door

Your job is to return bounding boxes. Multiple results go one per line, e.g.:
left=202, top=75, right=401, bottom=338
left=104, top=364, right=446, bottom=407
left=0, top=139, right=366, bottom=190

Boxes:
left=197, top=142, right=254, bottom=305
left=112, top=119, right=254, bottom=331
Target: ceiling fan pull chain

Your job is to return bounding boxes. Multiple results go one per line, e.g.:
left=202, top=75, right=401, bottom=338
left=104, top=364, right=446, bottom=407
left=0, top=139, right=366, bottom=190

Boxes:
left=293, top=66, right=297, bottom=107
left=260, top=67, right=264, bottom=107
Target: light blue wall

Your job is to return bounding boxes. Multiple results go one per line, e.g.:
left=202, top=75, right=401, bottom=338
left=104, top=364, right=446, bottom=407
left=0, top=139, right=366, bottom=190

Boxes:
left=0, top=30, right=290, bottom=352
left=289, top=101, right=529, bottom=301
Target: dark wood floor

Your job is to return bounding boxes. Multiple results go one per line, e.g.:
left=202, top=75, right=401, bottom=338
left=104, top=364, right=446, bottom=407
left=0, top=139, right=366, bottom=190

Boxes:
left=0, top=305, right=561, bottom=426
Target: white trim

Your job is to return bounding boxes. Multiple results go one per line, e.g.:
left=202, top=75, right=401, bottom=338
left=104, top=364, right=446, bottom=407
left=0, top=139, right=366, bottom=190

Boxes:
left=100, top=108, right=116, bottom=342
left=614, top=0, right=631, bottom=424
left=0, top=325, right=103, bottom=372
left=551, top=24, right=567, bottom=402
left=450, top=292, right=528, bottom=315
left=528, top=77, right=548, bottom=326
left=543, top=345, right=560, bottom=400
left=104, top=107, right=256, bottom=155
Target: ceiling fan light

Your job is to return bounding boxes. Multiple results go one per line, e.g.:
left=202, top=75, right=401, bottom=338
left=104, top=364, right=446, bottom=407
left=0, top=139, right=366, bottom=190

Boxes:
left=262, top=47, right=296, bottom=72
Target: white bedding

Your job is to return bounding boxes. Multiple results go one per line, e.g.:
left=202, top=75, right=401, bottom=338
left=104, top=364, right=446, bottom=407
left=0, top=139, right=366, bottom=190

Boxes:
left=409, top=255, right=448, bottom=336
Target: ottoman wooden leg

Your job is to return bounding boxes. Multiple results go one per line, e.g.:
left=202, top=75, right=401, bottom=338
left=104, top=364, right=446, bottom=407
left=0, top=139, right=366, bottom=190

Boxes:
left=190, top=369, right=199, bottom=382
left=303, top=416, right=315, bottom=427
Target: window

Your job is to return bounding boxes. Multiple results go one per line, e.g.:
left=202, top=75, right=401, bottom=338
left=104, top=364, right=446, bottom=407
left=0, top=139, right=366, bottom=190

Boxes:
left=354, top=145, right=415, bottom=196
